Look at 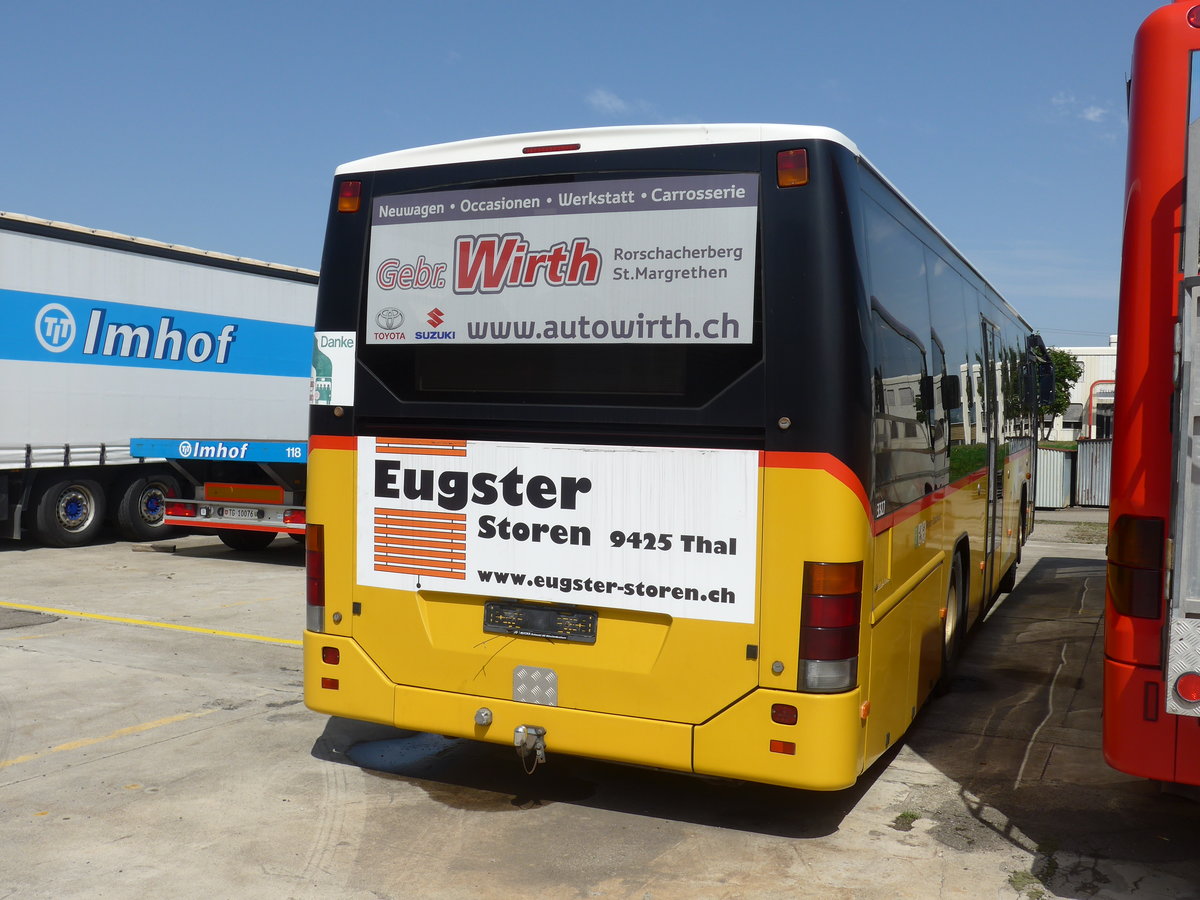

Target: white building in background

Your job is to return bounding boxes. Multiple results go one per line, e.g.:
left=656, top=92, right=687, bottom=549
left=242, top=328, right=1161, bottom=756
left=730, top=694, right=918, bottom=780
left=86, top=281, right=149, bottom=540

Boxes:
left=1043, top=336, right=1118, bottom=441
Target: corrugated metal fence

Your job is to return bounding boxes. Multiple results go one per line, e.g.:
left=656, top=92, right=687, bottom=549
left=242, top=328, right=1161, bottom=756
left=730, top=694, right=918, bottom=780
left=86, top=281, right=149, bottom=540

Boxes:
left=1036, top=447, right=1074, bottom=509
left=1035, top=439, right=1112, bottom=508
left=1076, top=438, right=1113, bottom=507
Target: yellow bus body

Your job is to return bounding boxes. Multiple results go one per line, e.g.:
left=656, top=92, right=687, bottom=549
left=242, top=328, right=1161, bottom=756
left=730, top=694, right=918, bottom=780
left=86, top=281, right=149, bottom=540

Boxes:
left=304, top=437, right=1029, bottom=791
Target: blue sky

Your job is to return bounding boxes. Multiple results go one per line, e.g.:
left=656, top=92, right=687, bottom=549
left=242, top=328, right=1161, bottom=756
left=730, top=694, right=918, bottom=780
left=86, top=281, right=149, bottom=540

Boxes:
left=1, top=1, right=1163, bottom=346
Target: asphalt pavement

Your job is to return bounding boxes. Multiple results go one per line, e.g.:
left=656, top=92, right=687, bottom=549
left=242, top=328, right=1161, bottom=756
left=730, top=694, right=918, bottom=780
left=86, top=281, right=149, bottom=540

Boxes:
left=1, top=515, right=1198, bottom=899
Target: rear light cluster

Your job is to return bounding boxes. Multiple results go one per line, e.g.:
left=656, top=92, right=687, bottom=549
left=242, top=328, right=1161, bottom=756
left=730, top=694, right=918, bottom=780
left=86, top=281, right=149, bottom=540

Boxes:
left=799, top=561, right=862, bottom=693
left=320, top=644, right=340, bottom=691
left=306, top=523, right=325, bottom=633
left=769, top=703, right=798, bottom=755
left=1107, top=515, right=1164, bottom=618
left=338, top=181, right=361, bottom=213
left=777, top=149, right=809, bottom=187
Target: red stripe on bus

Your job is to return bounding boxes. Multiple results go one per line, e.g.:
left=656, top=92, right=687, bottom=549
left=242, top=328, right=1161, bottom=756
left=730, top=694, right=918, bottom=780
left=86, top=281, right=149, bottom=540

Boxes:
left=310, top=435, right=357, bottom=452
left=872, top=467, right=990, bottom=535
left=759, top=451, right=870, bottom=519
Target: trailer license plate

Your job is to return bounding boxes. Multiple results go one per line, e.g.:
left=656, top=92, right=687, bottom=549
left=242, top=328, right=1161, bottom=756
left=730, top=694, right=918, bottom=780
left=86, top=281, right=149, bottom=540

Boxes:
left=222, top=506, right=260, bottom=520
left=483, top=601, right=597, bottom=643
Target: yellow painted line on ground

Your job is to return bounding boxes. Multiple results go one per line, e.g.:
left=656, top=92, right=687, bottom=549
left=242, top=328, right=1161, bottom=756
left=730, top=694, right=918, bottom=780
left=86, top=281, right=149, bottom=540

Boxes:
left=0, top=710, right=218, bottom=770
left=0, top=600, right=302, bottom=647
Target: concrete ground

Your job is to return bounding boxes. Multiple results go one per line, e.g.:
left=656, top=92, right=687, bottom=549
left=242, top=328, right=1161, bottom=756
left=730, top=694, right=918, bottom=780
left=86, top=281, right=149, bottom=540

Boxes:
left=0, top=515, right=1197, bottom=900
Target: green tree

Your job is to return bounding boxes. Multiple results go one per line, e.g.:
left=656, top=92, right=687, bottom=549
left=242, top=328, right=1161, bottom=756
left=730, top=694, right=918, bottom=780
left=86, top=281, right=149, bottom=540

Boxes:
left=1041, top=347, right=1084, bottom=439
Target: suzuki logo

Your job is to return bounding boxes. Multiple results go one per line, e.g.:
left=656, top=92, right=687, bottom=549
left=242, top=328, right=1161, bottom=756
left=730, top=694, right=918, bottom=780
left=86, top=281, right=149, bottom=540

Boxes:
left=427, top=307, right=445, bottom=328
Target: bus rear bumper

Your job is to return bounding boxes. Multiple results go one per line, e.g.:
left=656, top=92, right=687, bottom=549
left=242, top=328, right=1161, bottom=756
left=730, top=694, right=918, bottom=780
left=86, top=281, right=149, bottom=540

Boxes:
left=305, top=632, right=865, bottom=790
left=1103, top=656, right=1200, bottom=786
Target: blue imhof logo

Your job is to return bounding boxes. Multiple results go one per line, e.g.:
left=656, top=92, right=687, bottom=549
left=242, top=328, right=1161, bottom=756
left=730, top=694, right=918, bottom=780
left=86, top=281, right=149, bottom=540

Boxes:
left=35, top=303, right=77, bottom=353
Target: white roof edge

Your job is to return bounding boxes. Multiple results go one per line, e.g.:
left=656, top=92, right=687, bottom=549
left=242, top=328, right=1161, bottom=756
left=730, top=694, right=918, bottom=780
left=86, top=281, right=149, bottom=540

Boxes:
left=334, top=125, right=1029, bottom=329
left=0, top=210, right=318, bottom=278
left=336, top=124, right=861, bottom=175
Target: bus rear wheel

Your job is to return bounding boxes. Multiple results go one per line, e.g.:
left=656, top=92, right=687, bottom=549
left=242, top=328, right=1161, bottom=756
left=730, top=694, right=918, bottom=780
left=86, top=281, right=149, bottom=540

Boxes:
left=939, top=553, right=966, bottom=692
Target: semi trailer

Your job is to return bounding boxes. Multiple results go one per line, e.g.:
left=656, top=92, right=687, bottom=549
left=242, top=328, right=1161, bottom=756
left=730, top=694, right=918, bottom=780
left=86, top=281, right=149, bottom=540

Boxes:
left=0, top=211, right=317, bottom=547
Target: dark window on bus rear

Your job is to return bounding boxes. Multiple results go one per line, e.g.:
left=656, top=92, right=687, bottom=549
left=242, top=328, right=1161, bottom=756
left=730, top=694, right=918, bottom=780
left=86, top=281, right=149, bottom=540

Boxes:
left=355, top=171, right=764, bottom=408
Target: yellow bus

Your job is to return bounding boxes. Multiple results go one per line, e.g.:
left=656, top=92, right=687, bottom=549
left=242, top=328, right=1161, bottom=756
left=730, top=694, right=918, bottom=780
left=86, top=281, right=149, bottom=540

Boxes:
left=304, top=125, right=1047, bottom=790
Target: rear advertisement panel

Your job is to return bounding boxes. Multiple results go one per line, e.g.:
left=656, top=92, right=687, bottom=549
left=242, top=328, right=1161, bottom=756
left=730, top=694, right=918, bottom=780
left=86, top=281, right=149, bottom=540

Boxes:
left=356, top=437, right=759, bottom=624
left=364, top=174, right=759, bottom=346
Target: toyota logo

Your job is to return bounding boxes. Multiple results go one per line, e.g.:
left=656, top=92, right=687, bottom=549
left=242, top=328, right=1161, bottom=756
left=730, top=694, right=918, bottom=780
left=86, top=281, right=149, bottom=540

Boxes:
left=376, top=307, right=404, bottom=330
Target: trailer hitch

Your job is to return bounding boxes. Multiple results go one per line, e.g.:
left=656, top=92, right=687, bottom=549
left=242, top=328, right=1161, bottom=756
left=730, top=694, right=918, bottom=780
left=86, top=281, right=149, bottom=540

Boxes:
left=513, top=724, right=546, bottom=773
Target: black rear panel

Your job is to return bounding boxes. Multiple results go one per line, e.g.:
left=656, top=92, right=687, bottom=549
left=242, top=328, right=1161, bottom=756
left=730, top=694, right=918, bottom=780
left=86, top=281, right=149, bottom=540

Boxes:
left=312, top=140, right=873, bottom=483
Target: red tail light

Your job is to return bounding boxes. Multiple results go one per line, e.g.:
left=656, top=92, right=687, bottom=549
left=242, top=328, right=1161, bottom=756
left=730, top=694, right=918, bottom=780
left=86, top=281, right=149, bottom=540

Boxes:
left=306, top=524, right=325, bottom=632
left=799, top=561, right=862, bottom=692
left=166, top=502, right=195, bottom=518
left=777, top=148, right=809, bottom=187
left=283, top=509, right=306, bottom=526
left=1107, top=515, right=1164, bottom=618
left=338, top=180, right=361, bottom=213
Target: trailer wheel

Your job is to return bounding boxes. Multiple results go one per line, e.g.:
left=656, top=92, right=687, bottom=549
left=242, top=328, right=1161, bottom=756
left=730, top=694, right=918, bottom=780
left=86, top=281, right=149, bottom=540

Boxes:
left=217, top=529, right=276, bottom=551
left=33, top=478, right=106, bottom=547
left=116, top=475, right=181, bottom=542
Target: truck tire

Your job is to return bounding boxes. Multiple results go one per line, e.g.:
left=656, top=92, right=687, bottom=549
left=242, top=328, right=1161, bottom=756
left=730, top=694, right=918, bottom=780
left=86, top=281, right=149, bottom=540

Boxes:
left=218, top=529, right=276, bottom=551
left=116, top=475, right=181, bottom=542
left=33, top=478, right=106, bottom=547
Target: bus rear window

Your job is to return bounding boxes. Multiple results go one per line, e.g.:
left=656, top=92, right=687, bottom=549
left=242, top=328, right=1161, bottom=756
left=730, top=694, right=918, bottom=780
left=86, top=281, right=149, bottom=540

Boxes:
left=358, top=172, right=762, bottom=406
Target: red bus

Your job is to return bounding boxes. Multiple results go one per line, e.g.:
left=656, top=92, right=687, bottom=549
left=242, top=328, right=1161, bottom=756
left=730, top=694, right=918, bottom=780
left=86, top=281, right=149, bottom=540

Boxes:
left=1105, top=0, right=1200, bottom=786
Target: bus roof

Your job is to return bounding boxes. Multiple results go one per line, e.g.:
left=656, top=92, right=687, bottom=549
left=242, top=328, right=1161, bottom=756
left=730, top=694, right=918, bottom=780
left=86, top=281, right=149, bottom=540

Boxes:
left=336, top=123, right=1030, bottom=332
left=335, top=124, right=861, bottom=175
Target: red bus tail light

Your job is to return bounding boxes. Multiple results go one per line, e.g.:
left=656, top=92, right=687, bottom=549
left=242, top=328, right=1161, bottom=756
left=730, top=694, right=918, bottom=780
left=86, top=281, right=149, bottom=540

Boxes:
left=777, top=149, right=809, bottom=187
left=799, top=561, right=862, bottom=692
left=338, top=180, right=361, bottom=213
left=306, top=523, right=326, bottom=633
left=1107, top=515, right=1164, bottom=618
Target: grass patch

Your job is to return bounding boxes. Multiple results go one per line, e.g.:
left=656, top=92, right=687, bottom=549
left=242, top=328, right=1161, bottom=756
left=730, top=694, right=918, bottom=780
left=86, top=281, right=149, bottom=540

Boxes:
left=1008, top=870, right=1046, bottom=899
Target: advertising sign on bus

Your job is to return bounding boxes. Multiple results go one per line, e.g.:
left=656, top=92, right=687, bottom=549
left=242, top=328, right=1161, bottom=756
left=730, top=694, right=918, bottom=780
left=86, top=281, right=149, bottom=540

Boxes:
left=356, top=436, right=759, bottom=624
left=364, top=174, right=759, bottom=346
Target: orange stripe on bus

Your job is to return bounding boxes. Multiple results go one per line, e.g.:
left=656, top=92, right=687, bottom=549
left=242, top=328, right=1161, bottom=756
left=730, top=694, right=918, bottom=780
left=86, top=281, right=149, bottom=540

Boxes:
left=374, top=551, right=466, bottom=568
left=375, top=565, right=467, bottom=579
left=375, top=527, right=466, bottom=541
left=376, top=546, right=466, bottom=561
left=310, top=435, right=357, bottom=452
left=376, top=438, right=468, bottom=456
left=375, top=555, right=466, bottom=570
left=377, top=537, right=466, bottom=551
left=375, top=508, right=467, bottom=521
